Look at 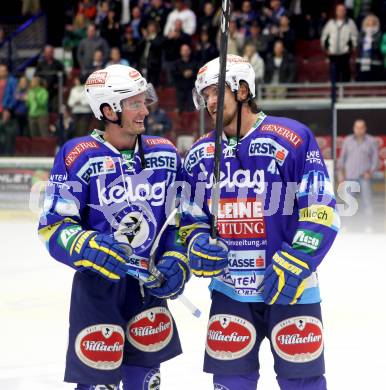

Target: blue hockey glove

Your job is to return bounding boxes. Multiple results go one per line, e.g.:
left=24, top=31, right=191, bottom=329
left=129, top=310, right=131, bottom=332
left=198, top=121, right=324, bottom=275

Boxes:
left=263, top=244, right=312, bottom=305
left=68, top=231, right=132, bottom=282
left=144, top=251, right=190, bottom=299
left=187, top=233, right=228, bottom=277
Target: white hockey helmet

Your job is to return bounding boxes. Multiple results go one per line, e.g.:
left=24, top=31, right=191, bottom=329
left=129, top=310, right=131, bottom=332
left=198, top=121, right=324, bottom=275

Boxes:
left=84, top=64, right=157, bottom=120
left=193, top=55, right=256, bottom=109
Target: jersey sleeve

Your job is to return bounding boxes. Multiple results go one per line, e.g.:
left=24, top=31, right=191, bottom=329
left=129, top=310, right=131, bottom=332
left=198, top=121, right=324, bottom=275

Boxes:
left=288, top=127, right=340, bottom=271
left=38, top=145, right=89, bottom=269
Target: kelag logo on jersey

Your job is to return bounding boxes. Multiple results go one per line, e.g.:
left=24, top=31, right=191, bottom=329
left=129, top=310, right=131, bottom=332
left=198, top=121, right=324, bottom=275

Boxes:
left=228, top=250, right=265, bottom=270
left=204, top=162, right=265, bottom=194
left=206, top=314, right=256, bottom=360
left=144, top=151, right=177, bottom=170
left=184, top=142, right=214, bottom=174
left=77, top=156, right=116, bottom=184
left=96, top=176, right=166, bottom=207
left=215, top=198, right=266, bottom=239
left=248, top=137, right=289, bottom=165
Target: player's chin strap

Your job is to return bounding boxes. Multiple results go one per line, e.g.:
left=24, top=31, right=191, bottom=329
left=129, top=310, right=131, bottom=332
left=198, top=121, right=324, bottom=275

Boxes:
left=137, top=134, right=146, bottom=169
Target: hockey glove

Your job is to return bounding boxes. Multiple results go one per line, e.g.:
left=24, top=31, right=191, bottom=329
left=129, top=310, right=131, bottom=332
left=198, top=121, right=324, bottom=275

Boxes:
left=188, top=233, right=228, bottom=277
left=68, top=231, right=131, bottom=282
left=144, top=251, right=190, bottom=299
left=263, top=243, right=312, bottom=305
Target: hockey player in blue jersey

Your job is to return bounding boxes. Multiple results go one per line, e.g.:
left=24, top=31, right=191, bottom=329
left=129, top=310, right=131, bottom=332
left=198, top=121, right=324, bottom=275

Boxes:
left=38, top=64, right=190, bottom=389
left=180, top=55, right=339, bottom=389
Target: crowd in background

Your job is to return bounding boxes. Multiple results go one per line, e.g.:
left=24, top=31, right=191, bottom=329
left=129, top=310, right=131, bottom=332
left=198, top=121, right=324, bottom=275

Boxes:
left=1, top=0, right=386, bottom=155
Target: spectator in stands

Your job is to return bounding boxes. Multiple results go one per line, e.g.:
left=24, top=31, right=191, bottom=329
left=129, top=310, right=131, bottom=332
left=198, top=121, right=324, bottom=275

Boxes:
left=77, top=0, right=97, bottom=22
left=381, top=31, right=386, bottom=79
left=0, top=63, right=17, bottom=155
left=35, top=45, right=65, bottom=112
left=130, top=6, right=144, bottom=40
left=197, top=1, right=217, bottom=40
left=262, top=0, right=286, bottom=32
left=100, top=9, right=121, bottom=48
left=218, top=19, right=244, bottom=56
left=27, top=76, right=49, bottom=137
left=234, top=0, right=258, bottom=34
left=49, top=105, right=75, bottom=146
left=264, top=40, right=296, bottom=99
left=137, top=20, right=164, bottom=87
left=338, top=119, right=379, bottom=229
left=142, top=0, right=171, bottom=32
left=0, top=27, right=18, bottom=70
left=77, top=24, right=109, bottom=75
left=63, top=13, right=88, bottom=69
left=145, top=101, right=172, bottom=136
left=121, top=26, right=141, bottom=68
left=244, top=21, right=269, bottom=59
left=107, top=47, right=129, bottom=66
left=276, top=15, right=296, bottom=53
left=172, top=44, right=197, bottom=112
left=82, top=49, right=106, bottom=77
left=356, top=14, right=383, bottom=81
left=14, top=76, right=29, bottom=137
left=321, top=3, right=358, bottom=82
left=243, top=43, right=265, bottom=88
left=195, top=28, right=219, bottom=68
left=67, top=75, right=92, bottom=138
left=95, top=0, right=110, bottom=26
left=163, top=0, right=196, bottom=36
left=163, top=19, right=191, bottom=85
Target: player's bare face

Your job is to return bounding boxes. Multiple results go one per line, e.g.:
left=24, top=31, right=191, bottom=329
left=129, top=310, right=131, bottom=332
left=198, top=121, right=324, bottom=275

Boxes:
left=121, top=93, right=149, bottom=135
left=203, top=85, right=236, bottom=127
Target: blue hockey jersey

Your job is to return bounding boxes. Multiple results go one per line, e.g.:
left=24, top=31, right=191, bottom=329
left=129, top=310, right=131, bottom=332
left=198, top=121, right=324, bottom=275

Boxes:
left=38, top=130, right=183, bottom=270
left=180, top=112, right=340, bottom=303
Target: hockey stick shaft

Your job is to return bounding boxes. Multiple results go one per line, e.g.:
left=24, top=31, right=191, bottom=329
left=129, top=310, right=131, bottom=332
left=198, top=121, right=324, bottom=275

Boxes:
left=149, top=208, right=201, bottom=318
left=210, top=0, right=231, bottom=241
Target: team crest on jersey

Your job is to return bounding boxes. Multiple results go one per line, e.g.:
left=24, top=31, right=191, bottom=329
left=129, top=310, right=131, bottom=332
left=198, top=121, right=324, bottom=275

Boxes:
left=143, top=368, right=161, bottom=390
left=75, top=324, right=124, bottom=370
left=271, top=316, right=323, bottom=363
left=206, top=314, right=256, bottom=360
left=127, top=307, right=173, bottom=352
left=113, top=205, right=156, bottom=252
left=223, top=138, right=237, bottom=158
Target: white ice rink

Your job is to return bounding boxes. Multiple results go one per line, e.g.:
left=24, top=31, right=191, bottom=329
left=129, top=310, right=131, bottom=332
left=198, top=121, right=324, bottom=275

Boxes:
left=1, top=216, right=386, bottom=390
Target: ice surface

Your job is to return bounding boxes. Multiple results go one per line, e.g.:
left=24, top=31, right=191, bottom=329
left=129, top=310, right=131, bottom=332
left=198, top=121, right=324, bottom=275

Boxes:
left=1, top=216, right=385, bottom=389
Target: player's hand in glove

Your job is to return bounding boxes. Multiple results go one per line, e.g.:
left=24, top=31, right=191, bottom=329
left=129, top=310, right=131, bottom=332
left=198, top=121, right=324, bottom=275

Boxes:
left=188, top=233, right=228, bottom=277
left=69, top=231, right=131, bottom=282
left=263, top=243, right=312, bottom=305
left=144, top=251, right=190, bottom=299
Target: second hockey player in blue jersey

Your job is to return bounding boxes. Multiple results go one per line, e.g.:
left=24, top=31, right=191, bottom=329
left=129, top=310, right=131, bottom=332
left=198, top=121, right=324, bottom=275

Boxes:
left=180, top=55, right=339, bottom=390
